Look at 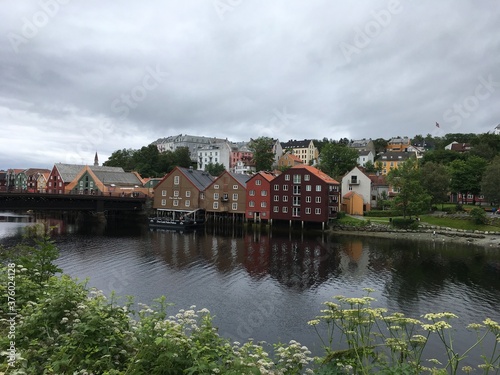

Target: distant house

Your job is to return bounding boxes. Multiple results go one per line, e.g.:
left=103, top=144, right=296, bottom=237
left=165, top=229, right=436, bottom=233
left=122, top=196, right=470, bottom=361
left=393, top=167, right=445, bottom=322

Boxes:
left=357, top=150, right=374, bottom=167
left=25, top=168, right=51, bottom=193
left=245, top=171, right=276, bottom=222
left=349, top=138, right=376, bottom=154
left=270, top=165, right=340, bottom=227
left=203, top=171, right=251, bottom=220
left=277, top=152, right=303, bottom=169
left=368, top=174, right=389, bottom=209
left=342, top=191, right=364, bottom=216
left=151, top=134, right=226, bottom=163
left=386, top=136, right=411, bottom=152
left=377, top=152, right=416, bottom=175
left=230, top=142, right=254, bottom=174
left=153, top=166, right=214, bottom=211
left=197, top=142, right=232, bottom=171
left=280, top=139, right=319, bottom=166
left=494, top=124, right=500, bottom=135
left=0, top=171, right=7, bottom=192
left=445, top=141, right=471, bottom=153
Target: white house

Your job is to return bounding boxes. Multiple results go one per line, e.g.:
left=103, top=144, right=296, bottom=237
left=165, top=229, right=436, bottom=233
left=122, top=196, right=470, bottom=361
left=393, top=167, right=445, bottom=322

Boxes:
left=197, top=142, right=232, bottom=171
left=341, top=167, right=372, bottom=211
left=357, top=150, right=374, bottom=167
left=494, top=124, right=500, bottom=135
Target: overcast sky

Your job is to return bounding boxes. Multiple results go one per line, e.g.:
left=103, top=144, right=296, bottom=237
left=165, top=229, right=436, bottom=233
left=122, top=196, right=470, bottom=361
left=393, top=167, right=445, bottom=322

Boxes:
left=1, top=0, right=499, bottom=169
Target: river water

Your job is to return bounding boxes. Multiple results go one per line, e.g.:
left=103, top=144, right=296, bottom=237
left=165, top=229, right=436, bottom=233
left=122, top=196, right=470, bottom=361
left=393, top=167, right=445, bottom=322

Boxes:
left=1, top=212, right=500, bottom=367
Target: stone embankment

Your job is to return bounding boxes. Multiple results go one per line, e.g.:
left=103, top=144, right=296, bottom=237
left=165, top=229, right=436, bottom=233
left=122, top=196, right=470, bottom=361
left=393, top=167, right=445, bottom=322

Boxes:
left=329, top=222, right=500, bottom=248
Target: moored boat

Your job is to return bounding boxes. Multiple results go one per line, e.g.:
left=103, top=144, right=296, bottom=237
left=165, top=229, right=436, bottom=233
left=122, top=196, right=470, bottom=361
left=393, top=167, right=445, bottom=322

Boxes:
left=148, top=208, right=205, bottom=230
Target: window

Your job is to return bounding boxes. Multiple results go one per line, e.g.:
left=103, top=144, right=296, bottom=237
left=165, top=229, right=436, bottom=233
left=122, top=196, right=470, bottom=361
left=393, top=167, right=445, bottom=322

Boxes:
left=233, top=193, right=238, bottom=200
left=261, top=202, right=267, bottom=208
left=274, top=184, right=279, bottom=191
left=173, top=200, right=179, bottom=206
left=232, top=203, right=238, bottom=210
left=293, top=174, right=301, bottom=184
left=59, top=182, right=62, bottom=187
left=214, top=193, right=219, bottom=200
left=174, top=190, right=179, bottom=197
left=174, top=176, right=180, bottom=185
left=306, top=185, right=311, bottom=191
left=261, top=190, right=267, bottom=196
left=185, top=200, right=190, bottom=207
left=283, top=185, right=288, bottom=191
left=162, top=190, right=167, bottom=196
left=293, top=185, right=301, bottom=195
left=283, top=196, right=288, bottom=202
left=161, top=199, right=166, bottom=206
left=351, top=175, right=358, bottom=183
left=316, top=185, right=321, bottom=192
left=285, top=174, right=290, bottom=181
left=255, top=179, right=261, bottom=185
left=292, top=207, right=300, bottom=217
left=274, top=195, right=279, bottom=202
left=293, top=196, right=300, bottom=206
left=249, top=201, right=255, bottom=207
left=315, top=197, right=321, bottom=203
left=185, top=191, right=191, bottom=197
left=315, top=208, right=321, bottom=215
left=223, top=193, right=229, bottom=200
left=213, top=202, right=219, bottom=209
left=282, top=207, right=288, bottom=213
left=200, top=192, right=205, bottom=200
left=233, top=185, right=238, bottom=189
left=304, top=174, right=310, bottom=181
left=249, top=190, right=255, bottom=196
left=273, top=206, right=279, bottom=212
left=306, top=196, right=311, bottom=203
left=305, top=207, right=311, bottom=214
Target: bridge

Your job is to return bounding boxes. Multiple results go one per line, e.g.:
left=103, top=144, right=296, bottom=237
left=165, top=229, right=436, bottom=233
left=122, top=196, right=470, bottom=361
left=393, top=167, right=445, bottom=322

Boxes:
left=0, top=192, right=147, bottom=213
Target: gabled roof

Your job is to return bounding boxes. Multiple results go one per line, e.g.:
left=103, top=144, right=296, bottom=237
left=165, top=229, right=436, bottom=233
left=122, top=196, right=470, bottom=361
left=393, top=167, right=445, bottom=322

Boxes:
left=290, top=164, right=339, bottom=184
left=281, top=139, right=314, bottom=148
left=358, top=150, right=372, bottom=156
left=24, top=168, right=51, bottom=177
left=378, top=151, right=415, bottom=161
left=283, top=153, right=303, bottom=163
left=367, top=174, right=388, bottom=186
left=343, top=191, right=363, bottom=199
left=53, top=163, right=124, bottom=183
left=228, top=172, right=252, bottom=187
left=92, top=170, right=143, bottom=186
left=178, top=167, right=215, bottom=191
left=249, top=171, right=275, bottom=183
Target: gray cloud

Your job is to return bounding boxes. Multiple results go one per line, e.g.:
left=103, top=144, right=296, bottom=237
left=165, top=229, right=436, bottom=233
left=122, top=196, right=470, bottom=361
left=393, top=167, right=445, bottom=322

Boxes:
left=1, top=0, right=499, bottom=169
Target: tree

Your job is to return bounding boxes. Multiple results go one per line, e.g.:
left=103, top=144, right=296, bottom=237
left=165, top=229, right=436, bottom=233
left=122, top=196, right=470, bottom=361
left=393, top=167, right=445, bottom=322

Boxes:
left=248, top=137, right=275, bottom=172
left=318, top=142, right=359, bottom=180
left=363, top=160, right=381, bottom=174
left=420, top=162, right=450, bottom=209
left=132, top=145, right=160, bottom=177
left=449, top=155, right=488, bottom=205
left=373, top=138, right=388, bottom=154
left=205, top=162, right=226, bottom=176
left=386, top=158, right=431, bottom=218
left=103, top=148, right=135, bottom=171
left=481, top=156, right=500, bottom=205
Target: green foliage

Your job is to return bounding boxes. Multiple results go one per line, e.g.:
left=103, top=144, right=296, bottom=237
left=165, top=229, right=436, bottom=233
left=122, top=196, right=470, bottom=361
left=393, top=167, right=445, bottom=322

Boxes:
left=420, top=162, right=450, bottom=208
left=205, top=162, right=226, bottom=176
left=391, top=218, right=419, bottom=230
left=469, top=207, right=488, bottom=225
left=481, top=156, right=500, bottom=205
left=309, top=290, right=500, bottom=375
left=448, top=155, right=488, bottom=203
left=318, top=142, right=358, bottom=180
left=387, top=158, right=431, bottom=219
left=248, top=137, right=275, bottom=172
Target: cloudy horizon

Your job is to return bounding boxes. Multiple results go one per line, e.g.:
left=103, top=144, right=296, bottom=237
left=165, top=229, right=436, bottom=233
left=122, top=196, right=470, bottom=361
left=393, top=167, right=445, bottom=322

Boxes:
left=1, top=0, right=499, bottom=170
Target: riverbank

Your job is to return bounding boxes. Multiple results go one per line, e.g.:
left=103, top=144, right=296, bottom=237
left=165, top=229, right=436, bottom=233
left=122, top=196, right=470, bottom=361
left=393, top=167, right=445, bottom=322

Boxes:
left=329, top=225, right=500, bottom=248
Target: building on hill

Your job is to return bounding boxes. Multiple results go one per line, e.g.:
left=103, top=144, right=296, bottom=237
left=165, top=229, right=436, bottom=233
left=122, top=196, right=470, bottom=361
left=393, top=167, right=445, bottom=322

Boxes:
left=280, top=139, right=318, bottom=166
left=377, top=151, right=416, bottom=175
left=386, top=136, right=411, bottom=152
left=495, top=124, right=500, bottom=135
left=357, top=150, right=374, bottom=167
left=341, top=166, right=389, bottom=212
left=151, top=134, right=227, bottom=163
left=444, top=141, right=471, bottom=152
left=277, top=152, right=303, bottom=169
left=349, top=139, right=375, bottom=154
left=197, top=142, right=232, bottom=171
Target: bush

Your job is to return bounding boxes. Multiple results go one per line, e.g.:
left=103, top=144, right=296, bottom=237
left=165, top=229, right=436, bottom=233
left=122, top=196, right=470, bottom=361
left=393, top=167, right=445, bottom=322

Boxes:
left=364, top=210, right=399, bottom=217
left=390, top=218, right=419, bottom=230
left=469, top=207, right=488, bottom=225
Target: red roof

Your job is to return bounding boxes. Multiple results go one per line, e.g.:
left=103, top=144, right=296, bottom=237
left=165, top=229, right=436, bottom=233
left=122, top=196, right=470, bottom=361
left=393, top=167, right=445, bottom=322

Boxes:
left=290, top=165, right=339, bottom=184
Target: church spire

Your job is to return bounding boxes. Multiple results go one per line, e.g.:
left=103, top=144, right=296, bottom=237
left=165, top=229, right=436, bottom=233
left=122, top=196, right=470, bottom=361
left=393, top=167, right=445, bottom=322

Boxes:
left=94, top=152, right=99, bottom=166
